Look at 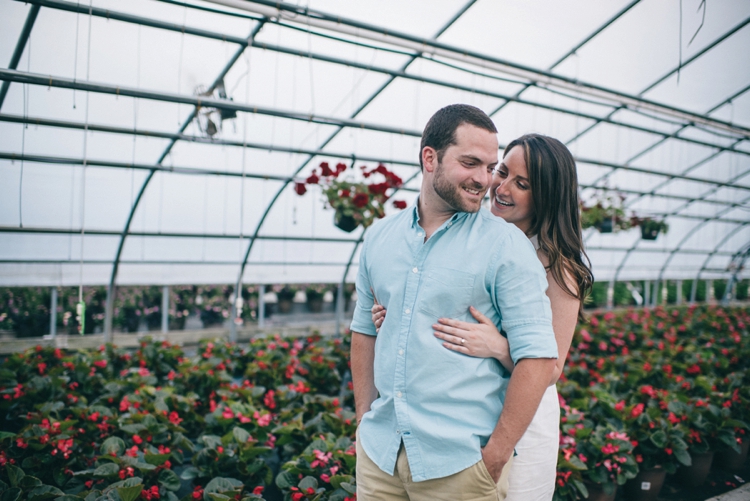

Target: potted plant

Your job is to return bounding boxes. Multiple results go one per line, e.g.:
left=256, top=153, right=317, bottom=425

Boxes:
left=580, top=193, right=631, bottom=234
left=276, top=285, right=297, bottom=314
left=294, top=161, right=407, bottom=232
left=305, top=285, right=327, bottom=313
left=633, top=217, right=669, bottom=240
left=621, top=396, right=691, bottom=501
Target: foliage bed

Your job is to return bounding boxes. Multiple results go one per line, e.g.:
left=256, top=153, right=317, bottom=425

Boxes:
left=1, top=305, right=748, bottom=501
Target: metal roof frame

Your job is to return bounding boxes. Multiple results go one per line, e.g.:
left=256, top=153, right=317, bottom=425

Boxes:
left=1, top=0, right=749, bottom=333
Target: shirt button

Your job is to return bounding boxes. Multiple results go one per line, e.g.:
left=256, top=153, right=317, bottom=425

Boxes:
left=417, top=233, right=423, bottom=237
left=412, top=267, right=418, bottom=273
left=399, top=349, right=404, bottom=355
left=447, top=222, right=452, bottom=227
left=404, top=308, right=411, bottom=314
left=397, top=392, right=403, bottom=398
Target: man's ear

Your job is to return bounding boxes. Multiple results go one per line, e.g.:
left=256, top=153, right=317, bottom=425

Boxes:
left=422, top=146, right=438, bottom=174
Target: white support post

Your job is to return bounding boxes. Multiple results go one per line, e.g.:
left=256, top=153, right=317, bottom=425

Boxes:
left=644, top=280, right=650, bottom=306
left=652, top=280, right=660, bottom=306
left=707, top=280, right=715, bottom=303
left=690, top=278, right=698, bottom=304
left=161, top=286, right=169, bottom=333
left=606, top=279, right=615, bottom=310
left=258, top=285, right=265, bottom=329
left=676, top=280, right=683, bottom=305
left=50, top=287, right=57, bottom=338
left=335, top=281, right=345, bottom=336
left=661, top=281, right=668, bottom=305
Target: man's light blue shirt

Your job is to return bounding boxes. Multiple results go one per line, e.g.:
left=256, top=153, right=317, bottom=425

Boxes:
left=350, top=203, right=557, bottom=482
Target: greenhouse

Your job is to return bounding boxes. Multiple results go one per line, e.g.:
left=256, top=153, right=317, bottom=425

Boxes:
left=1, top=0, right=749, bottom=500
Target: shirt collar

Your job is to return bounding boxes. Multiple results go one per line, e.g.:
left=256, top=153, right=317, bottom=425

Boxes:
left=411, top=196, right=470, bottom=231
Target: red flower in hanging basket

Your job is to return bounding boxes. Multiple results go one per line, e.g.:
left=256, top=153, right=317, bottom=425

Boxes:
left=393, top=200, right=407, bottom=210
left=352, top=193, right=370, bottom=208
left=295, top=160, right=404, bottom=231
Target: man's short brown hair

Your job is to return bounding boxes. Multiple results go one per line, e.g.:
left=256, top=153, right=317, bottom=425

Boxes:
left=419, top=104, right=497, bottom=170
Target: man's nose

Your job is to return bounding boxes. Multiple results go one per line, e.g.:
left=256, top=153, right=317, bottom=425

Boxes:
left=472, top=169, right=492, bottom=188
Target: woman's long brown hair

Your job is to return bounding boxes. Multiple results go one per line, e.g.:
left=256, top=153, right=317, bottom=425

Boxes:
left=504, top=134, right=594, bottom=321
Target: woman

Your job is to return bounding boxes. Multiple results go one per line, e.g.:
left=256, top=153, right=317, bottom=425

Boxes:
left=372, top=133, right=593, bottom=500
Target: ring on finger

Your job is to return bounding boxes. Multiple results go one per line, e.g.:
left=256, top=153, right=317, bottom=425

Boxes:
left=460, top=338, right=466, bottom=345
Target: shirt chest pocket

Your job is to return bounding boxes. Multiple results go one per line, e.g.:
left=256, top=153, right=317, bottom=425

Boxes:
left=418, top=268, right=476, bottom=320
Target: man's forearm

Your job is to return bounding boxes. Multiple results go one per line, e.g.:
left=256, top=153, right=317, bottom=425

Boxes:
left=482, top=357, right=556, bottom=476
left=351, top=332, right=377, bottom=424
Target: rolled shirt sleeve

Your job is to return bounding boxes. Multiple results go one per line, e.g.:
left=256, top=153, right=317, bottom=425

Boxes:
left=487, top=229, right=558, bottom=364
left=349, top=238, right=378, bottom=336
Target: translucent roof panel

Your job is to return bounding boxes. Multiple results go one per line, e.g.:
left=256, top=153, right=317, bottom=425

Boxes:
left=0, top=0, right=749, bottom=289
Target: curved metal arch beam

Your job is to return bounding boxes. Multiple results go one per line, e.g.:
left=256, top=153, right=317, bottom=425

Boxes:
left=0, top=4, right=40, bottom=110
left=489, top=0, right=641, bottom=117
left=583, top=84, right=750, bottom=192
left=5, top=7, right=749, bottom=154
left=229, top=0, right=478, bottom=326
left=610, top=161, right=750, bottom=285
left=103, top=22, right=267, bottom=340
left=562, top=16, right=750, bottom=151
left=655, top=191, right=750, bottom=284
left=206, top=0, right=749, bottom=139
left=694, top=225, right=750, bottom=284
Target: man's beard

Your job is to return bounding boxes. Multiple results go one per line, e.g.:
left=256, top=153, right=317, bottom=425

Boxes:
left=432, top=161, right=486, bottom=213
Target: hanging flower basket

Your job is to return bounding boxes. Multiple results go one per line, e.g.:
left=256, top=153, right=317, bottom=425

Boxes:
left=334, top=210, right=359, bottom=233
left=294, top=161, right=407, bottom=232
left=634, top=218, right=669, bottom=241
left=580, top=192, right=632, bottom=233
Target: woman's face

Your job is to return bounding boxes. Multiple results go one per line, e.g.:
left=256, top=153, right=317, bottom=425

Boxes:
left=490, top=145, right=535, bottom=233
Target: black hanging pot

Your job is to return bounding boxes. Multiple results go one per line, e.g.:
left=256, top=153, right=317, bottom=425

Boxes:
left=597, top=218, right=614, bottom=234
left=334, top=210, right=359, bottom=233
left=641, top=225, right=659, bottom=240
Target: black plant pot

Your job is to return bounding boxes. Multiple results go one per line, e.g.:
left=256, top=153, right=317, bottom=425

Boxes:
left=641, top=226, right=659, bottom=240
left=597, top=218, right=614, bottom=233
left=334, top=211, right=359, bottom=233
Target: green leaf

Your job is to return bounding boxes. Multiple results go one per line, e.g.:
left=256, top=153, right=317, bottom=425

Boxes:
left=206, top=495, right=229, bottom=501
left=232, top=427, right=250, bottom=444
left=573, top=480, right=588, bottom=497
left=93, top=464, right=120, bottom=478
left=179, top=468, right=199, bottom=481
left=203, top=478, right=242, bottom=501
left=674, top=448, right=692, bottom=466
left=158, top=470, right=181, bottom=492
left=329, top=475, right=354, bottom=490
left=649, top=430, right=667, bottom=448
left=0, top=432, right=15, bottom=442
left=119, top=425, right=146, bottom=435
left=340, top=482, right=356, bottom=495
left=6, top=465, right=24, bottom=488
left=199, top=436, right=222, bottom=450
left=275, top=472, right=296, bottom=489
left=144, top=454, right=170, bottom=467
left=103, top=478, right=144, bottom=492
left=55, top=496, right=85, bottom=501
left=100, top=437, right=126, bottom=457
left=154, top=398, right=169, bottom=414
left=298, top=477, right=317, bottom=491
left=116, top=485, right=143, bottom=501
left=28, top=485, right=65, bottom=501
left=19, top=476, right=43, bottom=489
left=1, top=488, right=21, bottom=501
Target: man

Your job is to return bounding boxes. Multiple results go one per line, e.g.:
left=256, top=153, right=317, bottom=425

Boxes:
left=350, top=104, right=557, bottom=500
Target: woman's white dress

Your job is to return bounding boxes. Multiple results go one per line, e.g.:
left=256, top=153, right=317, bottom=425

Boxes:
left=505, top=385, right=560, bottom=500
left=505, top=234, right=560, bottom=500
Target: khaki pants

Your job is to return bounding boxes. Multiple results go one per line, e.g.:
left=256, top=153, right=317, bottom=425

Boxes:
left=356, top=434, right=513, bottom=501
